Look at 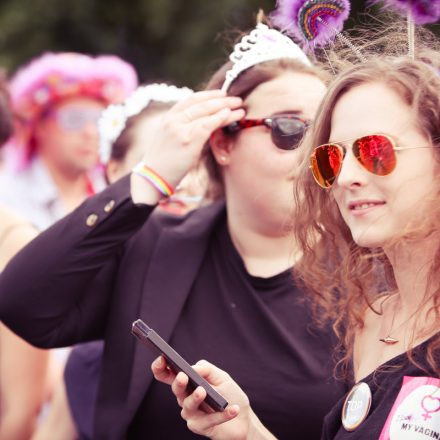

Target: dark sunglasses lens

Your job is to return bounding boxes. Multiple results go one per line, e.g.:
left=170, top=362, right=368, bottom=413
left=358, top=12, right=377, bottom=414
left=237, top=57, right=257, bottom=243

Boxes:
left=271, top=117, right=306, bottom=150
left=353, top=135, right=396, bottom=176
left=311, top=144, right=343, bottom=188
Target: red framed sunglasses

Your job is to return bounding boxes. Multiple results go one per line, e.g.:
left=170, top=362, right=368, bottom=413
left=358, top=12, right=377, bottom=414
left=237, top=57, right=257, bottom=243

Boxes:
left=310, top=133, right=433, bottom=189
left=223, top=113, right=309, bottom=150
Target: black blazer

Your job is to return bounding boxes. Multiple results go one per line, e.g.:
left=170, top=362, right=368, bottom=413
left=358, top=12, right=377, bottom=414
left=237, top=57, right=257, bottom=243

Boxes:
left=0, top=175, right=226, bottom=439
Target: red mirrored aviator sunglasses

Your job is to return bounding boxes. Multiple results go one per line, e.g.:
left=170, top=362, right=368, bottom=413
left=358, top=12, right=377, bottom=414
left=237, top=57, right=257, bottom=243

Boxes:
left=223, top=113, right=309, bottom=150
left=310, top=133, right=433, bottom=189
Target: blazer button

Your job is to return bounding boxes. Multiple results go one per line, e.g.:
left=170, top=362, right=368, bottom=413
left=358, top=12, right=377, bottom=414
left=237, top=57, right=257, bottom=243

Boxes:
left=86, top=213, right=98, bottom=227
left=104, top=200, right=115, bottom=213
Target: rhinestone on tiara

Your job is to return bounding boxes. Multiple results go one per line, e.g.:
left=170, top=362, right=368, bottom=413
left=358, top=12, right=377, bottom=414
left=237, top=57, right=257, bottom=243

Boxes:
left=221, top=23, right=312, bottom=92
left=98, top=83, right=193, bottom=164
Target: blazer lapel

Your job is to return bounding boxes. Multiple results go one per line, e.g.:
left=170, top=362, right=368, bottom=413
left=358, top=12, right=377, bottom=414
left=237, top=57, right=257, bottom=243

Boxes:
left=125, top=201, right=225, bottom=418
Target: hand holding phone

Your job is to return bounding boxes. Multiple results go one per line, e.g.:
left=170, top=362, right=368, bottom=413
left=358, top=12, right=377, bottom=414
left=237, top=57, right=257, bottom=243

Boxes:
left=131, top=319, right=228, bottom=412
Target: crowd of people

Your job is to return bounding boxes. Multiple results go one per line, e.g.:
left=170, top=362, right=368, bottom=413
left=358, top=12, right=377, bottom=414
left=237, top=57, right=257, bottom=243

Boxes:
left=0, top=2, right=439, bottom=440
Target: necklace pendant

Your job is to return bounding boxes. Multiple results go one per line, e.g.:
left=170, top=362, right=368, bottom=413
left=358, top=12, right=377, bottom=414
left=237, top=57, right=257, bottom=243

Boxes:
left=379, top=336, right=399, bottom=344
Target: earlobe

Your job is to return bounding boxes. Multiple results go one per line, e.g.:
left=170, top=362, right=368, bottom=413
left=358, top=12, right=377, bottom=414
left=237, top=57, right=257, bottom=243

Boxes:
left=210, top=129, right=231, bottom=166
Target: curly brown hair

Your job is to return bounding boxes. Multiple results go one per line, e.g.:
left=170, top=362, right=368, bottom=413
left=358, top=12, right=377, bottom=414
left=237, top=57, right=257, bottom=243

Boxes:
left=293, top=25, right=440, bottom=380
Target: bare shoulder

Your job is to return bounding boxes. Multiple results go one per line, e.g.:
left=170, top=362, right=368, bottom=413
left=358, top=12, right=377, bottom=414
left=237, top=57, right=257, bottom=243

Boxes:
left=0, top=206, right=38, bottom=270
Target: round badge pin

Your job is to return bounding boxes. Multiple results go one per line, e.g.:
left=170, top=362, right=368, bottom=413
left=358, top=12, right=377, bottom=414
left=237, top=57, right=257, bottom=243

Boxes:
left=341, top=382, right=372, bottom=431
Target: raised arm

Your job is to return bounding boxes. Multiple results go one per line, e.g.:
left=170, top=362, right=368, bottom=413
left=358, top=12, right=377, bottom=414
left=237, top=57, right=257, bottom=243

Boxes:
left=0, top=175, right=154, bottom=347
left=0, top=90, right=243, bottom=348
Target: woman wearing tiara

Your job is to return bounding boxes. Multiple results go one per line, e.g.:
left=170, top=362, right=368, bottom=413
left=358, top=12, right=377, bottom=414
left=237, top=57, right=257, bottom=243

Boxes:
left=153, top=18, right=440, bottom=440
left=0, top=21, right=344, bottom=439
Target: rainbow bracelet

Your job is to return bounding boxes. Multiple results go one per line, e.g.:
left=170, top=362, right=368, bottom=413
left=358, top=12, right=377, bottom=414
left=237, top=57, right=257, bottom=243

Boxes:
left=132, top=162, right=174, bottom=198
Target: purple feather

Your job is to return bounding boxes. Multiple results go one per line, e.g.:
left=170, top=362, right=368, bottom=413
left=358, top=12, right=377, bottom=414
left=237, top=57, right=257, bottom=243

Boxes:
left=369, top=0, right=440, bottom=25
left=270, top=0, right=351, bottom=48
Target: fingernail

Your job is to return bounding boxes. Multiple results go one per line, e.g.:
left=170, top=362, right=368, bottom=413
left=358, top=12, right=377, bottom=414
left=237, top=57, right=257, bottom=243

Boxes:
left=228, top=405, right=239, bottom=416
left=194, top=386, right=204, bottom=398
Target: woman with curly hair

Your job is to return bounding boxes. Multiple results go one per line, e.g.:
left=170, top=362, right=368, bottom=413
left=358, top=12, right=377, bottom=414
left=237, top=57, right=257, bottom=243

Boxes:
left=154, top=26, right=440, bottom=440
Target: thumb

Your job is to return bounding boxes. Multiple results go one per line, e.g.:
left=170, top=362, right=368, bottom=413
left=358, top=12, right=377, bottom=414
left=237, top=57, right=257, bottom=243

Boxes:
left=193, top=360, right=231, bottom=387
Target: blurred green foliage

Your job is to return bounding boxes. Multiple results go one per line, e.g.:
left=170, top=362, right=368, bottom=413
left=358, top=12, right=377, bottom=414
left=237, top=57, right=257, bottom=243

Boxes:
left=0, top=0, right=383, bottom=88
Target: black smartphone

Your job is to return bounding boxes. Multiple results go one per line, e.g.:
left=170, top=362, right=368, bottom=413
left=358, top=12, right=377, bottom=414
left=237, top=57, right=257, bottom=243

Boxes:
left=131, top=319, right=228, bottom=412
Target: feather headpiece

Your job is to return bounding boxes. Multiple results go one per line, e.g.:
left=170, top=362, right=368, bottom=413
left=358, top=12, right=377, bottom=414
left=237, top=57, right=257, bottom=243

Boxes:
left=369, top=0, right=440, bottom=25
left=270, top=0, right=351, bottom=49
left=369, top=0, right=440, bottom=58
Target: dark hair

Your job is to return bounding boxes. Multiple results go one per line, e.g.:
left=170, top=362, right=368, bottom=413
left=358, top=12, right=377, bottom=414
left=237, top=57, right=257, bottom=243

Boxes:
left=0, top=71, right=13, bottom=145
left=200, top=57, right=329, bottom=200
left=110, top=101, right=172, bottom=162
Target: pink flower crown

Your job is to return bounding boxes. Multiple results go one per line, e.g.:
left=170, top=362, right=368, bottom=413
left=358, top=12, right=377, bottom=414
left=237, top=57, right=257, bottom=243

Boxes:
left=4, top=52, right=138, bottom=170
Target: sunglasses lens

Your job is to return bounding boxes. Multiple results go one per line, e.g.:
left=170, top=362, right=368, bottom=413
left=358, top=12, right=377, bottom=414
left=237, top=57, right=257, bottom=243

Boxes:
left=353, top=134, right=396, bottom=176
left=271, top=117, right=306, bottom=150
left=311, top=144, right=343, bottom=188
left=56, top=108, right=102, bottom=132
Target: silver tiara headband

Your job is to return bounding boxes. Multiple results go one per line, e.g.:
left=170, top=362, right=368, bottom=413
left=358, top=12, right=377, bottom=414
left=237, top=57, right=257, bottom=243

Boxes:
left=98, top=83, right=193, bottom=164
left=221, top=23, right=312, bottom=92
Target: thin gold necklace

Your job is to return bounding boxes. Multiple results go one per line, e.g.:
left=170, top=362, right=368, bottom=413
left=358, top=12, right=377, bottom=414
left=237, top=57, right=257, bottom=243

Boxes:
left=378, top=294, right=423, bottom=345
left=379, top=305, right=399, bottom=344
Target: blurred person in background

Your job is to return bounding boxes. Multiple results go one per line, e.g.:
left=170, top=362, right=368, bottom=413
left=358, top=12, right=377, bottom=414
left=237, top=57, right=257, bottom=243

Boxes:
left=100, top=82, right=208, bottom=215
left=0, top=71, right=49, bottom=440
left=32, top=82, right=206, bottom=440
left=0, top=52, right=137, bottom=439
left=0, top=52, right=138, bottom=230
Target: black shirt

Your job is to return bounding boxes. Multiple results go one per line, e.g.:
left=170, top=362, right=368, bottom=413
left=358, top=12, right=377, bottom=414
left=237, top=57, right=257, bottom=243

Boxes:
left=129, top=217, right=344, bottom=439
left=322, top=333, right=440, bottom=439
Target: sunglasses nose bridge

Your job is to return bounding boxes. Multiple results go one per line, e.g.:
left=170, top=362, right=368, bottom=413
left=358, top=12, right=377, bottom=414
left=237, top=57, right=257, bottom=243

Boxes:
left=263, top=118, right=273, bottom=129
left=335, top=143, right=370, bottom=187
